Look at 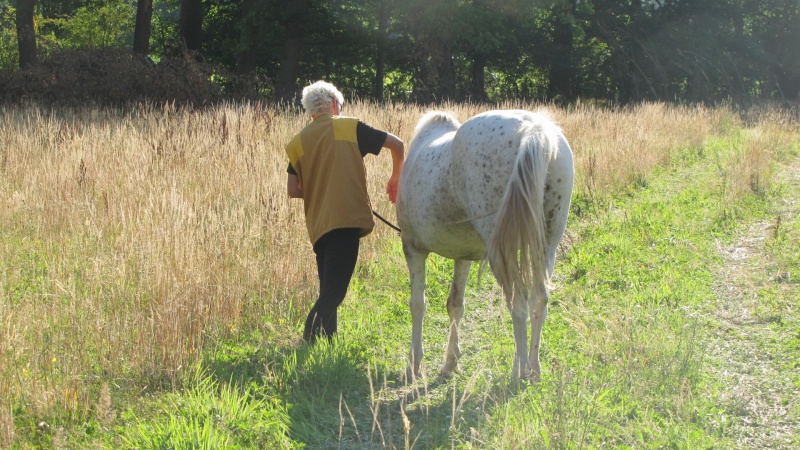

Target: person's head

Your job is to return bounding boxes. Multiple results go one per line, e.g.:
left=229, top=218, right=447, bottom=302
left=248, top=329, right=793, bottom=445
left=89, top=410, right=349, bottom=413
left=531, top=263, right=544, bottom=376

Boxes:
left=301, top=81, right=344, bottom=117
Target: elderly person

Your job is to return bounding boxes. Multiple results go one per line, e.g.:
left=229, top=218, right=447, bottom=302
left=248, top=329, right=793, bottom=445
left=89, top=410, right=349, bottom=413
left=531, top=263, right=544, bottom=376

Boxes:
left=285, top=80, right=405, bottom=344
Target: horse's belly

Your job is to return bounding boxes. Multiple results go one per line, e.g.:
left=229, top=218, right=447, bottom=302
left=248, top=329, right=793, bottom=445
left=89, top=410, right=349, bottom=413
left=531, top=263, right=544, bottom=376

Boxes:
left=410, top=225, right=486, bottom=261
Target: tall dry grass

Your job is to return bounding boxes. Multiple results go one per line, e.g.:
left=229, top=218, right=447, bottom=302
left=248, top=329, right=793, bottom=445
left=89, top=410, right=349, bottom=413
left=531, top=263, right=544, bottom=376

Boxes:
left=718, top=108, right=798, bottom=204
left=557, top=102, right=737, bottom=197
left=0, top=100, right=740, bottom=437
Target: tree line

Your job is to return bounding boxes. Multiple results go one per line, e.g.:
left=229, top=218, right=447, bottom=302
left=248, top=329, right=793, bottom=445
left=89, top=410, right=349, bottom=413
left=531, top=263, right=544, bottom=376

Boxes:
left=2, top=0, right=799, bottom=105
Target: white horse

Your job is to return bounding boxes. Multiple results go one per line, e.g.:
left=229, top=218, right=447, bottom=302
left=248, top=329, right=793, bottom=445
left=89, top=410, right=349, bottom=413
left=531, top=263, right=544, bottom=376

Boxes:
left=396, top=110, right=574, bottom=381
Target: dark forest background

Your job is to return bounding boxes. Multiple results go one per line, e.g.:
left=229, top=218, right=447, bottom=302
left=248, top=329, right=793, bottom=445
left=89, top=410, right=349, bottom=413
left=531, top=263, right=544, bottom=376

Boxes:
left=1, top=0, right=798, bottom=106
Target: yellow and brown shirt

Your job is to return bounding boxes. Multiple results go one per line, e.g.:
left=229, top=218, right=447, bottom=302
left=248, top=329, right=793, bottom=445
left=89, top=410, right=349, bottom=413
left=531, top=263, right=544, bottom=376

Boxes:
left=285, top=114, right=387, bottom=244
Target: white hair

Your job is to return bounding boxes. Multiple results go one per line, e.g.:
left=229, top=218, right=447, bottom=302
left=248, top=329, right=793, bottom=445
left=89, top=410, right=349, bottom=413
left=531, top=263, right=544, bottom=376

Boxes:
left=301, top=81, right=344, bottom=116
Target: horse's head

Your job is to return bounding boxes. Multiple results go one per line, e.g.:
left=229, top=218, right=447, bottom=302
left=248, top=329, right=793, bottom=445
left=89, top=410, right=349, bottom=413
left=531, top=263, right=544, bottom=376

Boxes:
left=409, top=111, right=461, bottom=153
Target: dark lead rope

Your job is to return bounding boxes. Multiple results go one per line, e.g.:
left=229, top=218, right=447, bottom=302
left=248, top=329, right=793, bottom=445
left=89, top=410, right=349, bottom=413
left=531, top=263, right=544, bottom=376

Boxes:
left=372, top=210, right=402, bottom=234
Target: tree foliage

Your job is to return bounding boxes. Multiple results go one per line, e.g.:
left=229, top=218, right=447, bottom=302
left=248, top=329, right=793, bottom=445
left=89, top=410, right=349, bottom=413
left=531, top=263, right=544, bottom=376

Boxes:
left=0, top=3, right=18, bottom=69
left=4, top=0, right=800, bottom=105
left=58, top=0, right=134, bottom=48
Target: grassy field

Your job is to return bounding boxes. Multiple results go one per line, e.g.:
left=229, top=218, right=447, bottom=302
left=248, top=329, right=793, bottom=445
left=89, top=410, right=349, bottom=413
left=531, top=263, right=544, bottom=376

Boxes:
left=0, top=101, right=798, bottom=448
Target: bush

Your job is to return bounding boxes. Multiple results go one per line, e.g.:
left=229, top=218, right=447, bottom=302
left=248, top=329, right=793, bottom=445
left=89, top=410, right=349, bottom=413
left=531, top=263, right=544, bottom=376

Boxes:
left=0, top=47, right=231, bottom=107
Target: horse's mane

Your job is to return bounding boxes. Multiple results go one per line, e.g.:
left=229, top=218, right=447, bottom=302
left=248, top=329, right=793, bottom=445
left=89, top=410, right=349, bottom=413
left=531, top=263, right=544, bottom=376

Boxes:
left=412, top=111, right=461, bottom=138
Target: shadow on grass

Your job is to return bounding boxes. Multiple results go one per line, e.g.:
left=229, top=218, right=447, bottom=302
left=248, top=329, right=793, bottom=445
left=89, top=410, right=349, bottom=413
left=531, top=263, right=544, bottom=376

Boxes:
left=200, top=333, right=530, bottom=448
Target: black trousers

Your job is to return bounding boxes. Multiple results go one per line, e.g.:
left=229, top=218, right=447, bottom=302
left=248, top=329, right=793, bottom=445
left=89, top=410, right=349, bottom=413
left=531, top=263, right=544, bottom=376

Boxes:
left=303, top=227, right=360, bottom=343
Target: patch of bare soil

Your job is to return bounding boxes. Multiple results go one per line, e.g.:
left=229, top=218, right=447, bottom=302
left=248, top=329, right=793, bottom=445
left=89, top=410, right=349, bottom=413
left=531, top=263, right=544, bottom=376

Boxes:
left=710, top=160, right=799, bottom=449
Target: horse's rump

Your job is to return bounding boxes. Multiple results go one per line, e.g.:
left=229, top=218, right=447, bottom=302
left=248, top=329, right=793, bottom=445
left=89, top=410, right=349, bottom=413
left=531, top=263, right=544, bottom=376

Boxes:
left=485, top=115, right=561, bottom=301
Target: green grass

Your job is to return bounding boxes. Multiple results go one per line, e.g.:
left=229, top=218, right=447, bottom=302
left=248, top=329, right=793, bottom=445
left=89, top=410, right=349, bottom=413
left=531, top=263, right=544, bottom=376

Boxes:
left=5, top=123, right=799, bottom=449
left=122, top=367, right=292, bottom=449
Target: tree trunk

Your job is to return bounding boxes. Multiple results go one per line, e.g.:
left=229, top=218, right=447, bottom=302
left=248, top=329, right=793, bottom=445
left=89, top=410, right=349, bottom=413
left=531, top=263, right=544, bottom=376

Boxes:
left=409, top=0, right=457, bottom=103
left=548, top=6, right=575, bottom=103
left=275, top=0, right=310, bottom=103
left=15, top=0, right=37, bottom=69
left=469, top=53, right=488, bottom=102
left=236, top=0, right=258, bottom=75
left=133, top=0, right=153, bottom=55
left=413, top=38, right=455, bottom=103
left=373, top=1, right=390, bottom=102
left=180, top=0, right=203, bottom=53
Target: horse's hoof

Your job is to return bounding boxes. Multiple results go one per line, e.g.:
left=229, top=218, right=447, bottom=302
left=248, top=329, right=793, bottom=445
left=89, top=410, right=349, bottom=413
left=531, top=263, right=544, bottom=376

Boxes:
left=439, top=363, right=457, bottom=377
left=513, top=362, right=535, bottom=381
left=405, top=365, right=422, bottom=383
left=513, top=369, right=541, bottom=383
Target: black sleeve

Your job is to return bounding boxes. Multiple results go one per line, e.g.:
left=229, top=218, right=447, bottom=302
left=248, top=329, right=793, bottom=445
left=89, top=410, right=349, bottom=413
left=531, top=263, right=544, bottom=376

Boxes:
left=287, top=162, right=297, bottom=175
left=357, top=121, right=388, bottom=157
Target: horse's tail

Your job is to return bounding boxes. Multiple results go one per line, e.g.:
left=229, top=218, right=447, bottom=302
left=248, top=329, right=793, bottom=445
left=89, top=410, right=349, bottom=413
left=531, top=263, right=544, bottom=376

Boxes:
left=486, top=117, right=558, bottom=301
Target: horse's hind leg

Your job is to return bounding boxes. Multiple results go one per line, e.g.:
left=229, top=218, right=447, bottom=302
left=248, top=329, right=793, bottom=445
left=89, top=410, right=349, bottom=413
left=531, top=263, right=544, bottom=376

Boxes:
left=441, top=259, right=471, bottom=376
left=507, top=287, right=533, bottom=379
left=404, top=242, right=429, bottom=381
left=528, top=226, right=567, bottom=382
left=528, top=283, right=549, bottom=382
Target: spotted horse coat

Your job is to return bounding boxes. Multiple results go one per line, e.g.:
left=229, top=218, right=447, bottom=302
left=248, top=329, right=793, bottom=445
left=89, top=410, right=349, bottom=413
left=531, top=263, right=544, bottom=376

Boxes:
left=396, top=109, right=574, bottom=381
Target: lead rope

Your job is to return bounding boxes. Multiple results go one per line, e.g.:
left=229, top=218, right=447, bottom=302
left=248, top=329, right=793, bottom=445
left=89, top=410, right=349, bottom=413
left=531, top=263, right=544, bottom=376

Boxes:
left=372, top=210, right=401, bottom=234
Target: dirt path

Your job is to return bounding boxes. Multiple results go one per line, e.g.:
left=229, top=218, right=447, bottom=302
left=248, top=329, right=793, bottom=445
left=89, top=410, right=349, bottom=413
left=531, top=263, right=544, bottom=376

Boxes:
left=710, top=159, right=799, bottom=449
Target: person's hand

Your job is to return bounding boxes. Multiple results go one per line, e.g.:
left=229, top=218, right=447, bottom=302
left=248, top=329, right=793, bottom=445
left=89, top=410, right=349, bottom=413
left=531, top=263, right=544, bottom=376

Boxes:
left=382, top=132, right=404, bottom=203
left=386, top=175, right=400, bottom=203
left=287, top=173, right=303, bottom=198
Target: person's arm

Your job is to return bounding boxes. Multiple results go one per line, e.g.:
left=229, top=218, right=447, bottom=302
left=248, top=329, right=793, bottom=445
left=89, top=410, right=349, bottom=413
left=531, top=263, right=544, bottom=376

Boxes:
left=383, top=133, right=404, bottom=203
left=287, top=173, right=303, bottom=198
